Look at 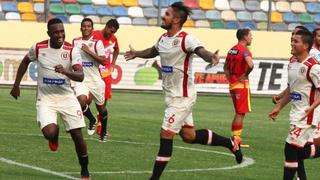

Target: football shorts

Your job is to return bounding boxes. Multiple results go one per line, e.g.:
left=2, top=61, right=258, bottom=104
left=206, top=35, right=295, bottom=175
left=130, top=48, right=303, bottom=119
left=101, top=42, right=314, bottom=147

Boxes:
left=230, top=88, right=251, bottom=114
left=286, top=125, right=317, bottom=148
left=73, top=80, right=105, bottom=105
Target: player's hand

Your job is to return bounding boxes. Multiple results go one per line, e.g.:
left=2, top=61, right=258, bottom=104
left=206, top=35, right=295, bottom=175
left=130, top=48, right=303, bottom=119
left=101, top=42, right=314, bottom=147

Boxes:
left=237, top=74, right=248, bottom=82
left=301, top=107, right=314, bottom=120
left=110, top=64, right=115, bottom=72
left=81, top=44, right=90, bottom=54
left=211, top=49, right=219, bottom=66
left=10, top=85, right=20, bottom=100
left=124, top=45, right=136, bottom=61
left=268, top=108, right=280, bottom=121
left=272, top=95, right=281, bottom=104
left=54, top=64, right=67, bottom=75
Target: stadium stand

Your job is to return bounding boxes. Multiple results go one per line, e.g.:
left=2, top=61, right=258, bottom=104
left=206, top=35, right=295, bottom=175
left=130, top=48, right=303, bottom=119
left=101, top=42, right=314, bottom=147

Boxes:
left=0, top=0, right=319, bottom=32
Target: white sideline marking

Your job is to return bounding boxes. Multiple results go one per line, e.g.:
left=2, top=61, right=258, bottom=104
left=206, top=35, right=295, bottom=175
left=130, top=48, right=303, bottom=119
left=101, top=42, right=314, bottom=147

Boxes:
left=0, top=157, right=80, bottom=180
left=0, top=132, right=255, bottom=175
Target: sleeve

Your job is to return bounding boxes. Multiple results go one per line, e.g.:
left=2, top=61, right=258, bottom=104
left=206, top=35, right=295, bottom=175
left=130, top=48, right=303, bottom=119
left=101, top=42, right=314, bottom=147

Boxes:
left=28, top=44, right=37, bottom=62
left=242, top=47, right=252, bottom=58
left=184, top=34, right=202, bottom=53
left=309, top=64, right=320, bottom=88
left=96, top=40, right=105, bottom=57
left=71, top=47, right=82, bottom=67
left=309, top=48, right=320, bottom=63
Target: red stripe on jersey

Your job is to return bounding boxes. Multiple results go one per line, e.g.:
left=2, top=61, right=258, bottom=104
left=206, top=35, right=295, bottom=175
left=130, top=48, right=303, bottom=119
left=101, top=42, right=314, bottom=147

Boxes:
left=183, top=54, right=190, bottom=97
left=70, top=47, right=73, bottom=62
left=35, top=40, right=49, bottom=59
left=304, top=57, right=318, bottom=124
left=94, top=41, right=98, bottom=54
left=308, top=86, right=315, bottom=124
left=179, top=32, right=188, bottom=53
left=72, top=64, right=82, bottom=69
left=63, top=42, right=73, bottom=51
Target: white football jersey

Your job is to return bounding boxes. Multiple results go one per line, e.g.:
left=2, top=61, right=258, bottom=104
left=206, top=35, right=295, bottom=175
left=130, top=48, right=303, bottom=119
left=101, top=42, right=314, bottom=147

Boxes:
left=28, top=40, right=82, bottom=101
left=73, top=36, right=105, bottom=82
left=309, top=47, right=320, bottom=63
left=288, top=57, right=320, bottom=127
left=155, top=31, right=202, bottom=98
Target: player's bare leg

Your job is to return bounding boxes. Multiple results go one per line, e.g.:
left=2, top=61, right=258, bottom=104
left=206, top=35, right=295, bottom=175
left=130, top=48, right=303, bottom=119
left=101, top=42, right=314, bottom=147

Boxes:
left=70, top=128, right=90, bottom=179
left=42, top=123, right=59, bottom=151
left=232, top=113, right=249, bottom=147
left=180, top=127, right=243, bottom=164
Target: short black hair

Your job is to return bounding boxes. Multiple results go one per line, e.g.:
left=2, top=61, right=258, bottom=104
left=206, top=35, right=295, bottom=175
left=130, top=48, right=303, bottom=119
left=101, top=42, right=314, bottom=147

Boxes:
left=106, top=19, right=119, bottom=29
left=81, top=18, right=94, bottom=28
left=47, top=18, right=63, bottom=30
left=236, top=28, right=251, bottom=41
left=312, top=28, right=320, bottom=38
left=294, top=25, right=308, bottom=31
left=170, top=2, right=192, bottom=25
left=296, top=30, right=313, bottom=51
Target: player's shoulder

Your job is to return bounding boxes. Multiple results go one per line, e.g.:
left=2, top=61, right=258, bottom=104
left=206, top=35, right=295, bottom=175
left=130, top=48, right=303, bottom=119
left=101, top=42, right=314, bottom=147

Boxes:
left=63, top=41, right=74, bottom=50
left=176, top=31, right=188, bottom=38
left=35, top=40, right=49, bottom=48
left=303, top=56, right=318, bottom=68
left=73, top=37, right=81, bottom=42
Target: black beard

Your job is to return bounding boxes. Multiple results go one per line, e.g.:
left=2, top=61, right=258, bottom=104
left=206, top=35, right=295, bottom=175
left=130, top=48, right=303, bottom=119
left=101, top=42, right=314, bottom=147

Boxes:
left=161, top=24, right=171, bottom=30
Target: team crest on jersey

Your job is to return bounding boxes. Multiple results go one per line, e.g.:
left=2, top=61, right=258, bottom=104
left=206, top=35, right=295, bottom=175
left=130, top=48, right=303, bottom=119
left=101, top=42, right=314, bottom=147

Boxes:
left=300, top=67, right=306, bottom=74
left=61, top=52, right=69, bottom=60
left=173, top=39, right=180, bottom=46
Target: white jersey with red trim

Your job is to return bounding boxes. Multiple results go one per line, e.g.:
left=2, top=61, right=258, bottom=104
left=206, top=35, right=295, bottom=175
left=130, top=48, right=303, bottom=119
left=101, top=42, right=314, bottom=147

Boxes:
left=309, top=47, right=320, bottom=63
left=28, top=40, right=82, bottom=101
left=155, top=31, right=202, bottom=98
left=73, top=36, right=105, bottom=82
left=288, top=56, right=320, bottom=127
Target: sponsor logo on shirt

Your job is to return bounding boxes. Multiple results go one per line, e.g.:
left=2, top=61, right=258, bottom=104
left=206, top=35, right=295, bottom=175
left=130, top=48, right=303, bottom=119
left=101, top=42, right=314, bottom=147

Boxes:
left=161, top=66, right=173, bottom=73
left=228, top=49, right=239, bottom=55
left=290, top=92, right=302, bottom=101
left=82, top=61, right=94, bottom=67
left=43, top=77, right=65, bottom=85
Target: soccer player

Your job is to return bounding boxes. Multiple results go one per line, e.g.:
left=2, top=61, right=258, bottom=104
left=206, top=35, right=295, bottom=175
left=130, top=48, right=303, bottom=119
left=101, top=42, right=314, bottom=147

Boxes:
left=309, top=28, right=320, bottom=63
left=269, top=30, right=320, bottom=180
left=223, top=28, right=253, bottom=144
left=92, top=19, right=120, bottom=136
left=72, top=18, right=109, bottom=141
left=124, top=2, right=243, bottom=179
left=10, top=18, right=90, bottom=179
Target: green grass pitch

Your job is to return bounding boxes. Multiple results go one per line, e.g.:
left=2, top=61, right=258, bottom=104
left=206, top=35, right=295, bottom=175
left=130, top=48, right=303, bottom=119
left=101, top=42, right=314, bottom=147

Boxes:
left=0, top=87, right=319, bottom=180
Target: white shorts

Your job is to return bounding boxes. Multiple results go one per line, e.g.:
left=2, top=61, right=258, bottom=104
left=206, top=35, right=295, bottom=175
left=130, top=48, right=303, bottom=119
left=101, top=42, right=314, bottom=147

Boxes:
left=73, top=79, right=105, bottom=106
left=161, top=95, right=196, bottom=134
left=286, top=124, right=318, bottom=148
left=36, top=95, right=85, bottom=131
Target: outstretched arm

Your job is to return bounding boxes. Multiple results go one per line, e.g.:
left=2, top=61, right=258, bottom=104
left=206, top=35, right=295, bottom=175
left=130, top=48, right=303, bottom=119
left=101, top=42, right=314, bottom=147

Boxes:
left=124, top=45, right=159, bottom=61
left=194, top=47, right=219, bottom=65
left=10, top=55, right=31, bottom=99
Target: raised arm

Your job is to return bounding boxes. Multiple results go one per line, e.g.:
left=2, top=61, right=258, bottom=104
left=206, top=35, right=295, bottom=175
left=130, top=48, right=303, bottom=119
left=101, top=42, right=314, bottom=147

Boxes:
left=194, top=47, right=219, bottom=65
left=10, top=54, right=31, bottom=99
left=124, top=45, right=159, bottom=61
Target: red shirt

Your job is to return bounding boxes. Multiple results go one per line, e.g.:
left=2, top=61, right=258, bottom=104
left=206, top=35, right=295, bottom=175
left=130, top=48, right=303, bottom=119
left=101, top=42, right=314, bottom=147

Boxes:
left=92, top=30, right=119, bottom=65
left=225, top=43, right=252, bottom=84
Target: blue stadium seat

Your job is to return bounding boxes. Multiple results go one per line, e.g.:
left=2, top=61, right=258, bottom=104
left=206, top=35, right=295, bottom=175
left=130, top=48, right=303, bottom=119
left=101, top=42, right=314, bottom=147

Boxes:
left=143, top=7, right=158, bottom=18
left=153, top=0, right=169, bottom=7
left=81, top=5, right=96, bottom=15
left=97, top=6, right=112, bottom=16
left=314, top=14, right=320, bottom=24
left=236, top=11, right=252, bottom=21
left=132, top=17, right=148, bottom=25
left=272, top=23, right=288, bottom=31
left=2, top=2, right=18, bottom=12
left=283, top=12, right=298, bottom=23
left=225, top=21, right=240, bottom=29
left=190, top=9, right=206, bottom=20
left=112, top=6, right=128, bottom=16
left=304, top=24, right=317, bottom=31
left=242, top=21, right=256, bottom=30
left=230, top=0, right=245, bottom=11
left=55, top=14, right=69, bottom=23
left=50, top=0, right=61, bottom=2
left=206, top=10, right=221, bottom=20
left=245, top=0, right=260, bottom=11
left=139, top=0, right=153, bottom=7
left=306, top=3, right=320, bottom=14
left=252, top=11, right=267, bottom=22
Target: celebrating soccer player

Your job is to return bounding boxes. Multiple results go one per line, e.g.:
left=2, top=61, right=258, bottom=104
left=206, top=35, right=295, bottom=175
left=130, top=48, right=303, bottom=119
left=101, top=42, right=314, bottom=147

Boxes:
left=125, top=2, right=243, bottom=179
left=10, top=18, right=90, bottom=179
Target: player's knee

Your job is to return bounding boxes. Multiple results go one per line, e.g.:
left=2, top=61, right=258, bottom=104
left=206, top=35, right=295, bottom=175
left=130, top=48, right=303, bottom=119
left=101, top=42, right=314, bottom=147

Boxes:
left=181, top=133, right=195, bottom=144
